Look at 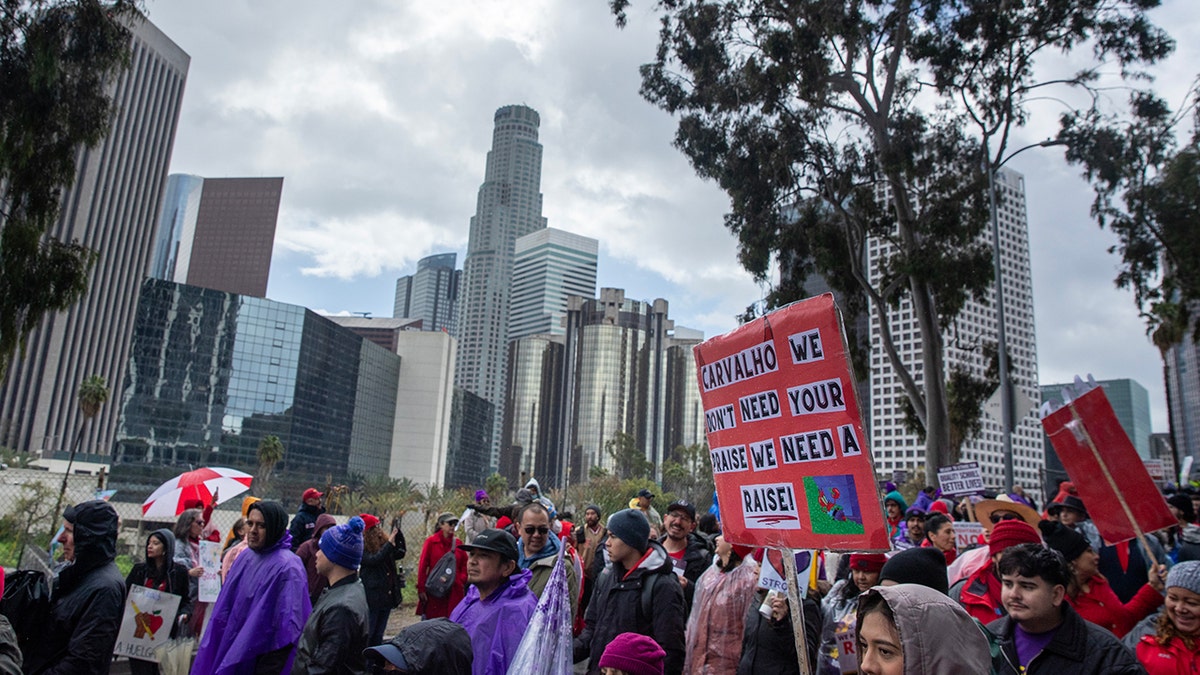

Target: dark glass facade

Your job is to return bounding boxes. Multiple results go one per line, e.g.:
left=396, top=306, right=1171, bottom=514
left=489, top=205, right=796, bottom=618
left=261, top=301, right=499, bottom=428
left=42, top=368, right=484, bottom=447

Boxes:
left=445, top=387, right=495, bottom=488
left=114, top=279, right=399, bottom=485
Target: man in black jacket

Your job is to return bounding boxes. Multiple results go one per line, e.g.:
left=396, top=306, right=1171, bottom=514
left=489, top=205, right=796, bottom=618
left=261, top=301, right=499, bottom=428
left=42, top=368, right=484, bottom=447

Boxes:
left=986, top=543, right=1144, bottom=674
left=658, top=500, right=711, bottom=612
left=23, top=500, right=126, bottom=674
left=574, top=508, right=686, bottom=675
left=289, top=487, right=325, bottom=551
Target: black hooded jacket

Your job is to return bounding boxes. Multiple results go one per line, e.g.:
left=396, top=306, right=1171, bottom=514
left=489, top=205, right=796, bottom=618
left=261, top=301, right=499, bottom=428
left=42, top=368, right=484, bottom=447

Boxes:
left=288, top=501, right=324, bottom=552
left=257, top=500, right=291, bottom=551
left=124, top=529, right=194, bottom=639
left=24, top=500, right=126, bottom=675
left=369, top=618, right=473, bottom=675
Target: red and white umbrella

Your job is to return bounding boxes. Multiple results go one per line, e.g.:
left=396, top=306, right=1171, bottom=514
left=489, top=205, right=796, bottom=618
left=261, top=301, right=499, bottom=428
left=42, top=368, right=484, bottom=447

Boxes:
left=142, top=467, right=254, bottom=519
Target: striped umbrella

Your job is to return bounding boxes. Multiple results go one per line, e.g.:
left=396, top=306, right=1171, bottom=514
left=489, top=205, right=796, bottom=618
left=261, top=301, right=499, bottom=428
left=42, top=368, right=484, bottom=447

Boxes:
left=141, top=467, right=254, bottom=518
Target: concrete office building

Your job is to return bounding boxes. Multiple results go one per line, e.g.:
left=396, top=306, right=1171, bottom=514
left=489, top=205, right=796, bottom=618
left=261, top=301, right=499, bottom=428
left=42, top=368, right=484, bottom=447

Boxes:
left=455, top=105, right=548, bottom=470
left=866, top=167, right=1042, bottom=489
left=150, top=175, right=283, bottom=298
left=394, top=252, right=460, bottom=333
left=1040, top=378, right=1153, bottom=493
left=0, top=16, right=189, bottom=458
left=509, top=229, right=598, bottom=341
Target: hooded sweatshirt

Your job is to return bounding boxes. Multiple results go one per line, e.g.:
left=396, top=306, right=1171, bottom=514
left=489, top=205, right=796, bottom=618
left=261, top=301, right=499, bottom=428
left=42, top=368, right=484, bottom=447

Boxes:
left=857, top=584, right=992, bottom=674
left=193, top=501, right=312, bottom=675
left=24, top=500, right=126, bottom=675
left=296, top=513, right=338, bottom=602
left=449, top=567, right=538, bottom=675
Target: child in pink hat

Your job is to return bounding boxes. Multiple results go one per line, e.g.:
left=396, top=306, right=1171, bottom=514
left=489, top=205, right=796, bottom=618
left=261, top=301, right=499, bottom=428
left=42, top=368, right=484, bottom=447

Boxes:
left=598, top=632, right=665, bottom=675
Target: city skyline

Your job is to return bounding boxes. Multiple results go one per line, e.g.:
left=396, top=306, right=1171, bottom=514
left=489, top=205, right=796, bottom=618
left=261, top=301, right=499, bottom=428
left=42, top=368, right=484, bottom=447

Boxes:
left=143, top=2, right=1199, bottom=434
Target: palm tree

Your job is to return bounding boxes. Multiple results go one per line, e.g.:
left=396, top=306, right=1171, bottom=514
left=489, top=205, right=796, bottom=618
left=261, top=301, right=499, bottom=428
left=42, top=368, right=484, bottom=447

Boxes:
left=255, top=434, right=284, bottom=495
left=51, top=375, right=109, bottom=527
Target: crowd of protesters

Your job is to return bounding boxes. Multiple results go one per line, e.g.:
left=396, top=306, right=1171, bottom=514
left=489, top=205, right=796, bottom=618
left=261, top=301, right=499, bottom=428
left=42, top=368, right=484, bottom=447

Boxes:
left=7, top=478, right=1200, bottom=674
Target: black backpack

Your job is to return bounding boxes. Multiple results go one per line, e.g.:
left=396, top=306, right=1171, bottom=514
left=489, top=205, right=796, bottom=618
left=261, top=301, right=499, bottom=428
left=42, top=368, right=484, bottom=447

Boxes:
left=1, top=570, right=51, bottom=651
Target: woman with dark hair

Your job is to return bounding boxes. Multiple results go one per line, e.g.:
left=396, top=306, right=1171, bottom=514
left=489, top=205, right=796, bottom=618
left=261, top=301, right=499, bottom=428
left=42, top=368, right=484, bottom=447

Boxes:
left=360, top=513, right=407, bottom=645
left=855, top=584, right=990, bottom=674
left=1127, top=560, right=1200, bottom=673
left=923, top=513, right=957, bottom=565
left=222, top=517, right=245, bottom=556
left=821, top=553, right=886, bottom=674
left=125, top=529, right=194, bottom=675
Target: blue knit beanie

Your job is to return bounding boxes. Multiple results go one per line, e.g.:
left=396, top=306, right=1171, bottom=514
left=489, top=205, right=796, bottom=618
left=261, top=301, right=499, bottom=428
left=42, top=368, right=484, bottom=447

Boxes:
left=608, top=509, right=650, bottom=554
left=319, top=516, right=365, bottom=570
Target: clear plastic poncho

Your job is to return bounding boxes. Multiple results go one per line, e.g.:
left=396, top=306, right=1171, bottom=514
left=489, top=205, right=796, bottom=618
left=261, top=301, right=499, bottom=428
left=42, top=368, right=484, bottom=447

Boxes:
left=507, top=536, right=573, bottom=675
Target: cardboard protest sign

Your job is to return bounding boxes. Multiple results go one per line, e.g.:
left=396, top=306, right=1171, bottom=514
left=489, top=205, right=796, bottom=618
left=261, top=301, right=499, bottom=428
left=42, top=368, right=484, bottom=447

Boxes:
left=1144, top=459, right=1167, bottom=487
left=113, top=585, right=181, bottom=662
left=198, top=540, right=222, bottom=602
left=1042, top=380, right=1175, bottom=545
left=694, top=294, right=888, bottom=551
left=757, top=549, right=819, bottom=597
left=954, top=522, right=986, bottom=550
left=937, top=462, right=985, bottom=497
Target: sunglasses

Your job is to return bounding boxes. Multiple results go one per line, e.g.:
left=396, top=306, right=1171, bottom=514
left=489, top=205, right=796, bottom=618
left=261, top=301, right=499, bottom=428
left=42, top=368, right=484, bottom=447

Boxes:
left=989, top=513, right=1021, bottom=525
left=523, top=526, right=550, bottom=536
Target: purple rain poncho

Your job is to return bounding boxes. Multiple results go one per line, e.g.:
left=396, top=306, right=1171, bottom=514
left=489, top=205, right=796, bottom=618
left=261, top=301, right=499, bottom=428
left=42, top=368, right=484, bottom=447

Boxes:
left=449, top=567, right=537, bottom=675
left=192, top=501, right=312, bottom=675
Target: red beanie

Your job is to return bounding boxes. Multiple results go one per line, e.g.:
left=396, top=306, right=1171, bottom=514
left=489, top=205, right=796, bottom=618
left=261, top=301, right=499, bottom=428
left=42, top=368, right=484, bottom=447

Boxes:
left=929, top=500, right=949, bottom=515
left=599, top=632, right=665, bottom=675
left=988, top=519, right=1041, bottom=556
left=730, top=543, right=755, bottom=560
left=848, top=553, right=887, bottom=573
left=497, top=515, right=512, bottom=530
left=359, top=513, right=380, bottom=531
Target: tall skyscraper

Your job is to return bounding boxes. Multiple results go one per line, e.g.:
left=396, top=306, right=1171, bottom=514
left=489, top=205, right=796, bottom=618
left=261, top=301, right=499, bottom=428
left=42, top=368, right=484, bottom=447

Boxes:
left=0, top=16, right=189, bottom=457
left=1165, top=334, right=1199, bottom=464
left=866, top=167, right=1042, bottom=489
left=394, top=252, right=460, bottom=333
left=510, top=228, right=598, bottom=341
left=455, top=105, right=548, bottom=468
left=150, top=175, right=283, bottom=298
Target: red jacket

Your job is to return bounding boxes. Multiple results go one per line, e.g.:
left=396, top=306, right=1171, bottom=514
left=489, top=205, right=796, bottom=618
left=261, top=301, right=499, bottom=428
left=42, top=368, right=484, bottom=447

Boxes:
left=1137, top=634, right=1200, bottom=675
left=416, top=531, right=468, bottom=619
left=1070, top=574, right=1162, bottom=638
left=954, top=565, right=1006, bottom=624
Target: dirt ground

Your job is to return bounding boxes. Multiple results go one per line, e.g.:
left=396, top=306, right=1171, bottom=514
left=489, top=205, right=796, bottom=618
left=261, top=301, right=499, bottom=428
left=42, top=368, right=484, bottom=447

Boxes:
left=384, top=598, right=423, bottom=638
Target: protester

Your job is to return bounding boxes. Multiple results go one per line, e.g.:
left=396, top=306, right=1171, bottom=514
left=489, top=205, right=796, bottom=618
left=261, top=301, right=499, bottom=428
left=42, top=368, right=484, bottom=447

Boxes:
left=1054, top=494, right=1171, bottom=603
left=987, top=543, right=1145, bottom=674
left=360, top=513, right=406, bottom=646
left=1040, top=519, right=1163, bottom=638
left=574, top=508, right=686, bottom=675
left=222, top=517, right=245, bottom=556
left=821, top=552, right=886, bottom=674
left=950, top=518, right=1042, bottom=623
left=0, top=614, right=18, bottom=675
left=449, top=528, right=537, bottom=675
left=124, top=528, right=194, bottom=675
left=658, top=500, right=710, bottom=612
left=1125, top=560, right=1200, bottom=673
left=737, top=581, right=821, bottom=675
left=1164, top=494, right=1200, bottom=563
left=221, top=495, right=261, bottom=580
left=463, top=490, right=495, bottom=541
left=296, top=512, right=337, bottom=604
left=635, top=488, right=663, bottom=530
left=923, top=513, right=957, bottom=566
left=892, top=507, right=926, bottom=550
left=293, top=516, right=369, bottom=675
left=882, top=491, right=906, bottom=540
left=290, top=487, right=325, bottom=551
left=856, top=584, right=991, bottom=674
left=599, top=632, right=667, bottom=675
left=683, top=535, right=758, bottom=674
left=193, top=500, right=311, bottom=674
left=416, top=512, right=468, bottom=619
left=580, top=504, right=607, bottom=611
left=364, top=618, right=474, bottom=675
left=517, top=502, right=579, bottom=619
left=172, top=507, right=208, bottom=634
left=976, top=494, right=1043, bottom=531
left=22, top=500, right=125, bottom=674
left=879, top=547, right=950, bottom=595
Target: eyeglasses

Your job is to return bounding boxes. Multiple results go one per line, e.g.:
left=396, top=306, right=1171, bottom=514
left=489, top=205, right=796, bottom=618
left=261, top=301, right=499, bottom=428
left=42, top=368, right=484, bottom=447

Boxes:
left=523, top=526, right=550, bottom=536
left=989, top=513, right=1021, bottom=525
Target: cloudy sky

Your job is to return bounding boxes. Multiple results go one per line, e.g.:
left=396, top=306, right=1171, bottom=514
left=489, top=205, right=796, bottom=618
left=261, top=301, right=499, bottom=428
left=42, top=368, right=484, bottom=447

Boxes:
left=145, top=1, right=1198, bottom=431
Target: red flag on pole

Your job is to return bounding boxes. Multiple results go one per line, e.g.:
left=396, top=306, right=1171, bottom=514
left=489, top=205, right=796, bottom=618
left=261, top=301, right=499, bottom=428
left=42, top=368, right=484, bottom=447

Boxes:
left=1041, top=381, right=1174, bottom=545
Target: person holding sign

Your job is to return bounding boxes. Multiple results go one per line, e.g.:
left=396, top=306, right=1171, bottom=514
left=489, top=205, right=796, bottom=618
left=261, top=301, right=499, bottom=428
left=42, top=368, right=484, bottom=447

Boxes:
left=820, top=553, right=886, bottom=674
left=123, top=528, right=194, bottom=675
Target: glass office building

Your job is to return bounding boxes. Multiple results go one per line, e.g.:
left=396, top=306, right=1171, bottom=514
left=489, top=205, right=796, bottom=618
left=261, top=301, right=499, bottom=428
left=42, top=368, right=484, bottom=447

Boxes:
left=500, top=335, right=566, bottom=483
left=114, top=279, right=399, bottom=484
left=445, top=388, right=495, bottom=488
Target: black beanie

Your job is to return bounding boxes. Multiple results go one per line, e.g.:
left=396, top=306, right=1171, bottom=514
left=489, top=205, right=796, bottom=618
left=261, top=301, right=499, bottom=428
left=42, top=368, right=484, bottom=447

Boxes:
left=1169, top=494, right=1196, bottom=523
left=879, top=547, right=948, bottom=595
left=607, top=509, right=650, bottom=554
left=1038, top=519, right=1090, bottom=562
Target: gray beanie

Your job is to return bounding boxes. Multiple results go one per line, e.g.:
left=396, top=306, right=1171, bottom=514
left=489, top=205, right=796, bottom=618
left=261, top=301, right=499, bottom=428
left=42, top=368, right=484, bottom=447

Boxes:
left=1167, top=560, right=1200, bottom=595
left=607, top=509, right=650, bottom=554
